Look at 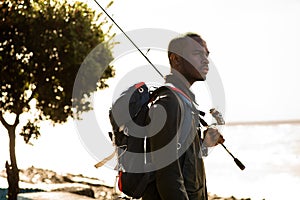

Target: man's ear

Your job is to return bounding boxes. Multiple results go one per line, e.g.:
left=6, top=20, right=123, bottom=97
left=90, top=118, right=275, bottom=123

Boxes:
left=170, top=53, right=182, bottom=67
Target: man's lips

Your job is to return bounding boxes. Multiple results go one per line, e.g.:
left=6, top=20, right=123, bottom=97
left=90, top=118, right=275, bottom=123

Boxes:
left=200, top=66, right=209, bottom=74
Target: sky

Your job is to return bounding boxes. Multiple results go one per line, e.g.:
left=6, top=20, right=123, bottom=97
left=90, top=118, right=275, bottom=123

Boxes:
left=88, top=0, right=300, bottom=123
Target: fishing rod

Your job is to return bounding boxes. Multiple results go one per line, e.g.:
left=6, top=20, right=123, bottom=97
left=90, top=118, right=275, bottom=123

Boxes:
left=210, top=108, right=245, bottom=170
left=93, top=0, right=164, bottom=78
left=94, top=1, right=245, bottom=170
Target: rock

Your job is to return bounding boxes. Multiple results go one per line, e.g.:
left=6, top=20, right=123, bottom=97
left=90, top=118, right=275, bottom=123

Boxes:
left=208, top=193, right=251, bottom=200
left=19, top=166, right=65, bottom=184
left=53, top=187, right=95, bottom=198
left=92, top=185, right=119, bottom=200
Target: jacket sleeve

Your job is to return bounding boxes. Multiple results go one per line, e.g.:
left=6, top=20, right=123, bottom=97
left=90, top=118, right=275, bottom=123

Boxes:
left=148, top=90, right=189, bottom=200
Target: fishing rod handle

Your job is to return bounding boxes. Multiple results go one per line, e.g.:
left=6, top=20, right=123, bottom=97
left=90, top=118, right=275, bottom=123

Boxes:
left=234, top=158, right=246, bottom=170
left=221, top=142, right=245, bottom=170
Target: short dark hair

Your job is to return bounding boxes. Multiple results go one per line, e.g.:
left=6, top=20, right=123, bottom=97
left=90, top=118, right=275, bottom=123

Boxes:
left=167, top=33, right=209, bottom=64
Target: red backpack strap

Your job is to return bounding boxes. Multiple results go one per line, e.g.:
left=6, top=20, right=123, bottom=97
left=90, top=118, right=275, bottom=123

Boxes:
left=166, top=86, right=191, bottom=102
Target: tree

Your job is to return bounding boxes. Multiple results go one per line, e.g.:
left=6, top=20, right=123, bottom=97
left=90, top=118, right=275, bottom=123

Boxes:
left=0, top=0, right=115, bottom=199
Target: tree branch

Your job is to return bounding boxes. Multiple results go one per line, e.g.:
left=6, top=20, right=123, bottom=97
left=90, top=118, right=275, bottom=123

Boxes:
left=13, top=114, right=20, bottom=127
left=0, top=113, right=11, bottom=130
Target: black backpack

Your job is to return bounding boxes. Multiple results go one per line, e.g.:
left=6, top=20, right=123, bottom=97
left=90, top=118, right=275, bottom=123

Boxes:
left=107, top=82, right=206, bottom=198
left=108, top=82, right=155, bottom=198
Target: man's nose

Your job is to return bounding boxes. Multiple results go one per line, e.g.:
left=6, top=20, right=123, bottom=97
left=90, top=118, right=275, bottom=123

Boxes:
left=202, top=57, right=209, bottom=65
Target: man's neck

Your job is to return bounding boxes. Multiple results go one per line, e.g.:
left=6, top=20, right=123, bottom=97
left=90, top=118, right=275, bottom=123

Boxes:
left=165, top=70, right=196, bottom=102
left=169, top=69, right=192, bottom=88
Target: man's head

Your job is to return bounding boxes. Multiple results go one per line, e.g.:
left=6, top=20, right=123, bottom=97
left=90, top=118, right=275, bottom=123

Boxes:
left=168, top=33, right=209, bottom=84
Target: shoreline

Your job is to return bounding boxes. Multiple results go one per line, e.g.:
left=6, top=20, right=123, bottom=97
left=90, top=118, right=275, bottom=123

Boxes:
left=226, top=119, right=300, bottom=126
left=0, top=166, right=252, bottom=200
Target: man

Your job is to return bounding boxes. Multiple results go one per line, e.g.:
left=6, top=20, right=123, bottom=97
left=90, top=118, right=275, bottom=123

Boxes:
left=142, top=33, right=224, bottom=200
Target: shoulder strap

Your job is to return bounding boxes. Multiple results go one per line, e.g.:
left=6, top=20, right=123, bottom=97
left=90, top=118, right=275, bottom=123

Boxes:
left=150, top=85, right=194, bottom=146
left=150, top=84, right=192, bottom=107
left=164, top=83, right=208, bottom=128
left=153, top=84, right=210, bottom=142
left=163, top=83, right=192, bottom=102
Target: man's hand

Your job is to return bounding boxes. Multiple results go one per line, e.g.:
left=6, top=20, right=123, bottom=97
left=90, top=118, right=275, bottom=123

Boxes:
left=203, top=127, right=225, bottom=147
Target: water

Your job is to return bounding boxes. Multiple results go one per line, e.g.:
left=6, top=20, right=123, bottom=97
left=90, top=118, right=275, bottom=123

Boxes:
left=1, top=122, right=300, bottom=200
left=204, top=123, right=300, bottom=200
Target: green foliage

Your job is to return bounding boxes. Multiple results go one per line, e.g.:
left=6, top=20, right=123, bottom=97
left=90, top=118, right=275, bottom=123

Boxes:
left=20, top=120, right=40, bottom=144
left=0, top=0, right=115, bottom=134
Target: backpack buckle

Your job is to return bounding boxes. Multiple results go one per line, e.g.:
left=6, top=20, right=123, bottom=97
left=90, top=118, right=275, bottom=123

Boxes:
left=177, top=143, right=181, bottom=150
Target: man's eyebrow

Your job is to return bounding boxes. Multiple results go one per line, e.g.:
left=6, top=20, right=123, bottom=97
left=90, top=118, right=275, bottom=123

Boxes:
left=192, top=49, right=205, bottom=53
left=192, top=49, right=209, bottom=56
left=193, top=49, right=204, bottom=51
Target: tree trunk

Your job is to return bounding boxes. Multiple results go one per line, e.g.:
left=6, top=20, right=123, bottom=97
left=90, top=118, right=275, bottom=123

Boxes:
left=6, top=126, right=20, bottom=200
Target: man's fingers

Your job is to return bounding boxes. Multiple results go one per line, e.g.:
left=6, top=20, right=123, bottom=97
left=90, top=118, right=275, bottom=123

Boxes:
left=218, top=134, right=225, bottom=144
left=204, top=128, right=225, bottom=147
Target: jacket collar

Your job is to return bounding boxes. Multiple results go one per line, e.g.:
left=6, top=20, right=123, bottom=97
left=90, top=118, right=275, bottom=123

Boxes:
left=165, top=71, right=196, bottom=103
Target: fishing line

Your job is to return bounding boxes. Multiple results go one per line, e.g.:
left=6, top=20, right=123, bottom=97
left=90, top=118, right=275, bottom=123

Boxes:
left=93, top=0, right=164, bottom=78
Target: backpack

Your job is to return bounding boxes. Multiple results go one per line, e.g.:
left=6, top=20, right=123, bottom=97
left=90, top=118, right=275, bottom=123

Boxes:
left=108, top=82, right=156, bottom=198
left=102, top=81, right=207, bottom=198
